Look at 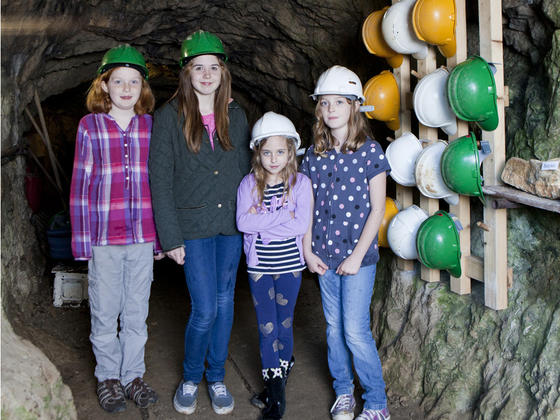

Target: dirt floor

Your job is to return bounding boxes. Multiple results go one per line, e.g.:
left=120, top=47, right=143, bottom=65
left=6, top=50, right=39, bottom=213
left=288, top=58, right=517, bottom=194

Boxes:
left=12, top=258, right=423, bottom=419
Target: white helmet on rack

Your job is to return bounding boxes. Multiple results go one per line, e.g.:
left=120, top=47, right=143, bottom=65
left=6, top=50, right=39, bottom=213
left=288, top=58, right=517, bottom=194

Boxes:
left=311, top=65, right=365, bottom=103
left=382, top=0, right=429, bottom=60
left=387, top=205, right=429, bottom=260
left=415, top=140, right=459, bottom=205
left=250, top=111, right=301, bottom=150
left=386, top=132, right=423, bottom=187
left=413, top=67, right=457, bottom=135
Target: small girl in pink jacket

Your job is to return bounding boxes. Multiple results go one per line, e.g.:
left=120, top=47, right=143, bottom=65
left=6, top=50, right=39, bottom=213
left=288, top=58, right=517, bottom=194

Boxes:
left=236, top=112, right=312, bottom=420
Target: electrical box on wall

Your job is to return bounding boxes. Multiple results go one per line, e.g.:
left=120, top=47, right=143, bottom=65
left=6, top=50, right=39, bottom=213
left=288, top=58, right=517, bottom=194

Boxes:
left=52, top=264, right=88, bottom=307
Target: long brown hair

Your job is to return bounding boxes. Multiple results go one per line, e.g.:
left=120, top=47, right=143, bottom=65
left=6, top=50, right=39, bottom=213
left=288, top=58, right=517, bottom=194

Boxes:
left=86, top=68, right=154, bottom=115
left=251, top=136, right=298, bottom=206
left=172, top=57, right=233, bottom=153
left=312, top=98, right=370, bottom=156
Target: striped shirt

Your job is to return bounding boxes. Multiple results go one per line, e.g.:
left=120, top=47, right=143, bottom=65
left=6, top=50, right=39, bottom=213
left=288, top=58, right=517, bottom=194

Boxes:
left=69, top=113, right=159, bottom=260
left=247, top=183, right=306, bottom=275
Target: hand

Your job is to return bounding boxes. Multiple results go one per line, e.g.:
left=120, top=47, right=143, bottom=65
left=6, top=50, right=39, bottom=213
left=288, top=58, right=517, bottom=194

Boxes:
left=336, top=254, right=361, bottom=276
left=166, top=247, right=185, bottom=265
left=154, top=252, right=165, bottom=261
left=249, top=206, right=257, bottom=214
left=305, top=252, right=328, bottom=275
left=290, top=211, right=295, bottom=219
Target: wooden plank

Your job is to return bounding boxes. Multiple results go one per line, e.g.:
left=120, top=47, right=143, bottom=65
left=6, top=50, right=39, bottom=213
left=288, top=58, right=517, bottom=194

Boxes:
left=483, top=185, right=560, bottom=213
left=479, top=0, right=508, bottom=310
left=393, top=53, right=414, bottom=271
left=464, top=255, right=484, bottom=282
left=416, top=47, right=440, bottom=283
left=447, top=0, right=472, bottom=295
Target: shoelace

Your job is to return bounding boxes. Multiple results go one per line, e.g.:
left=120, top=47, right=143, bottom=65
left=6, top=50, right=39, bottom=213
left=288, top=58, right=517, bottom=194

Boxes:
left=211, top=383, right=227, bottom=397
left=357, top=409, right=389, bottom=420
left=331, top=394, right=354, bottom=413
left=182, top=382, right=197, bottom=395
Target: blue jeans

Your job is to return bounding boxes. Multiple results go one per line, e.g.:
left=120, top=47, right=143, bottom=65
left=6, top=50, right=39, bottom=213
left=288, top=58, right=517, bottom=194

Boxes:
left=182, top=234, right=242, bottom=383
left=318, top=265, right=387, bottom=410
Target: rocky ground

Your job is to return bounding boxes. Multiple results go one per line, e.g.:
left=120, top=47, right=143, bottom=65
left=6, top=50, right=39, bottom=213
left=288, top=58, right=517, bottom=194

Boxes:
left=11, top=258, right=422, bottom=420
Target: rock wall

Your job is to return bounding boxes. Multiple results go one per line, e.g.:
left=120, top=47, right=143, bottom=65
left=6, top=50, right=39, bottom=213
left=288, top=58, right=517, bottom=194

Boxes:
left=1, top=0, right=559, bottom=419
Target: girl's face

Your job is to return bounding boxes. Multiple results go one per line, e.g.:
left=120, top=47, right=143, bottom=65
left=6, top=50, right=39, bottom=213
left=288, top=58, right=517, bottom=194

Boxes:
left=190, top=54, right=222, bottom=98
left=259, top=136, right=290, bottom=183
left=101, top=67, right=143, bottom=113
left=319, top=95, right=353, bottom=131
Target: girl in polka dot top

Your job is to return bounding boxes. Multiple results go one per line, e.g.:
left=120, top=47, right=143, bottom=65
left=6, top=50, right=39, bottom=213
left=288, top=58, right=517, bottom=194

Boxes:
left=300, top=66, right=391, bottom=420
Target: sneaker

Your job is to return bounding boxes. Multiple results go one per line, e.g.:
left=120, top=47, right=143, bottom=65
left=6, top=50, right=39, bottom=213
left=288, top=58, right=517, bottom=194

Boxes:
left=124, top=377, right=158, bottom=408
left=173, top=380, right=198, bottom=415
left=355, top=407, right=391, bottom=420
left=96, top=379, right=126, bottom=413
left=330, top=394, right=356, bottom=420
left=208, top=381, right=235, bottom=415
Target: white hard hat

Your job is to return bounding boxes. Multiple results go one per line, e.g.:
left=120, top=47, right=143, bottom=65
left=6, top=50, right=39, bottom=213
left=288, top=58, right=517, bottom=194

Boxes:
left=413, top=67, right=457, bottom=135
left=382, top=0, right=429, bottom=60
left=386, top=132, right=423, bottom=186
left=415, top=140, right=459, bottom=205
left=250, top=111, right=301, bottom=150
left=387, top=205, right=429, bottom=260
left=311, top=65, right=366, bottom=103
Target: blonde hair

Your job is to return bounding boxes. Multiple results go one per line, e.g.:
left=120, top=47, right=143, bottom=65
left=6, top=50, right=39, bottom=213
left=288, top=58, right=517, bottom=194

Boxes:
left=251, top=136, right=298, bottom=206
left=172, top=57, right=233, bottom=153
left=312, top=98, right=370, bottom=156
left=86, top=68, right=154, bottom=115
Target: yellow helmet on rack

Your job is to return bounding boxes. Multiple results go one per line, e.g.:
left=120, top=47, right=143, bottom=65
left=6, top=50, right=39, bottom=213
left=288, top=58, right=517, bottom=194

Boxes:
left=363, top=71, right=400, bottom=131
left=378, top=197, right=400, bottom=248
left=412, top=0, right=457, bottom=58
left=362, top=7, right=404, bottom=68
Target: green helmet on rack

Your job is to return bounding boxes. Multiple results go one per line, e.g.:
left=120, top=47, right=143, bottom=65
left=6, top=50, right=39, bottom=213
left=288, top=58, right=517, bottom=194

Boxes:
left=447, top=55, right=498, bottom=131
left=180, top=30, right=227, bottom=67
left=416, top=210, right=462, bottom=277
left=441, top=131, right=488, bottom=204
left=98, top=44, right=149, bottom=80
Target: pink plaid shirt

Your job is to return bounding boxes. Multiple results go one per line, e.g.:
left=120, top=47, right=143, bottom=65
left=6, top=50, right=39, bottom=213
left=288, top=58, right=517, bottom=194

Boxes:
left=70, top=113, right=160, bottom=260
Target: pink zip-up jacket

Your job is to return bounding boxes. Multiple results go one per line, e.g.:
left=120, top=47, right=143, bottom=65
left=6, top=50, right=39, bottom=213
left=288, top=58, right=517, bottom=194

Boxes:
left=236, top=172, right=313, bottom=268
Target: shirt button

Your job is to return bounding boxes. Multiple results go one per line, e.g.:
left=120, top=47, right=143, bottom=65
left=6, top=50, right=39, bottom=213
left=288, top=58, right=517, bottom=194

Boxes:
left=217, top=203, right=222, bottom=208
left=124, top=143, right=128, bottom=147
left=125, top=154, right=128, bottom=158
left=214, top=170, right=219, bottom=175
left=126, top=177, right=129, bottom=180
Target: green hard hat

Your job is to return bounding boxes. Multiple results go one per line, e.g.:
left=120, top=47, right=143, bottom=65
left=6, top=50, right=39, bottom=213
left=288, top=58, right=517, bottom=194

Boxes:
left=98, top=44, right=149, bottom=80
left=447, top=55, right=498, bottom=132
left=441, top=131, right=486, bottom=204
left=416, top=210, right=462, bottom=277
left=180, top=30, right=227, bottom=67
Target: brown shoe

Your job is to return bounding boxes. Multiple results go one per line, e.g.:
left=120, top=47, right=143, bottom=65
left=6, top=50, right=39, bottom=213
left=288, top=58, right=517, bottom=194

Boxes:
left=124, top=377, right=158, bottom=408
left=97, top=379, right=126, bottom=413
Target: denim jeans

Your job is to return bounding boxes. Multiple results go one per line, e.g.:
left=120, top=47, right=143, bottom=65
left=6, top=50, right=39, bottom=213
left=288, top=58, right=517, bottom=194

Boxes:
left=88, top=243, right=153, bottom=386
left=318, top=265, right=387, bottom=410
left=182, top=234, right=242, bottom=383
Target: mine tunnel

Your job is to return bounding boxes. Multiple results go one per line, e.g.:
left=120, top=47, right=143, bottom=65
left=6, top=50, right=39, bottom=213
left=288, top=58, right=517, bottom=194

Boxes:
left=2, top=1, right=560, bottom=419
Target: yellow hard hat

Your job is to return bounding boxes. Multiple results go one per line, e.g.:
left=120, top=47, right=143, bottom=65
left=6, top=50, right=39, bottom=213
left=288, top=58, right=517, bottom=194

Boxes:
left=412, top=0, right=456, bottom=58
left=378, top=197, right=400, bottom=248
left=363, top=71, right=400, bottom=131
left=362, top=7, right=404, bottom=68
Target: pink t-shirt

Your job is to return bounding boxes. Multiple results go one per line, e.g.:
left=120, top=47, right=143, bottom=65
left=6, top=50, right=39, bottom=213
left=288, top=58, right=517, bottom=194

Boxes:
left=201, top=113, right=216, bottom=151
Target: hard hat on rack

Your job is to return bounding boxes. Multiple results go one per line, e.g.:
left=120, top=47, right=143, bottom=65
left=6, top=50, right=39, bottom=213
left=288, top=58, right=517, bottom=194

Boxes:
left=412, top=0, right=457, bottom=58
left=416, top=210, right=462, bottom=277
left=413, top=67, right=457, bottom=135
left=386, top=132, right=423, bottom=187
left=98, top=44, right=149, bottom=80
left=447, top=55, right=499, bottom=131
left=414, top=140, right=459, bottom=205
left=250, top=112, right=301, bottom=150
left=382, top=0, right=429, bottom=60
left=362, top=7, right=404, bottom=68
left=441, top=131, right=491, bottom=204
left=378, top=198, right=401, bottom=248
left=311, top=65, right=365, bottom=103
left=363, top=71, right=400, bottom=131
left=387, top=205, right=429, bottom=260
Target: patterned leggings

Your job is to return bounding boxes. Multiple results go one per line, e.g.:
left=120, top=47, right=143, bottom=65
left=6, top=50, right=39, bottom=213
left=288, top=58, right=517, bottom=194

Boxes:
left=248, top=271, right=302, bottom=379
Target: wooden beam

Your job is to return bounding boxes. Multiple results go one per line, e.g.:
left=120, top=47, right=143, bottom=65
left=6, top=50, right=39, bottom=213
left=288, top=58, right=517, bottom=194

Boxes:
left=483, top=185, right=560, bottom=213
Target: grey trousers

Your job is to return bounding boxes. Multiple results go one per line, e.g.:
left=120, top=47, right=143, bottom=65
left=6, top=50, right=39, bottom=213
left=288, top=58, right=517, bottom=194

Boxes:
left=88, top=242, right=153, bottom=385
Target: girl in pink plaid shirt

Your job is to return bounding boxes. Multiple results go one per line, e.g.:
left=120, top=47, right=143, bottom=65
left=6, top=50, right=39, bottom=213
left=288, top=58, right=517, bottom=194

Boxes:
left=69, top=45, right=162, bottom=413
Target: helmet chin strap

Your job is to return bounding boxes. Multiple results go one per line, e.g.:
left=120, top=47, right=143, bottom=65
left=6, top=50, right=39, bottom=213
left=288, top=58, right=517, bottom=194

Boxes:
left=359, top=105, right=374, bottom=113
